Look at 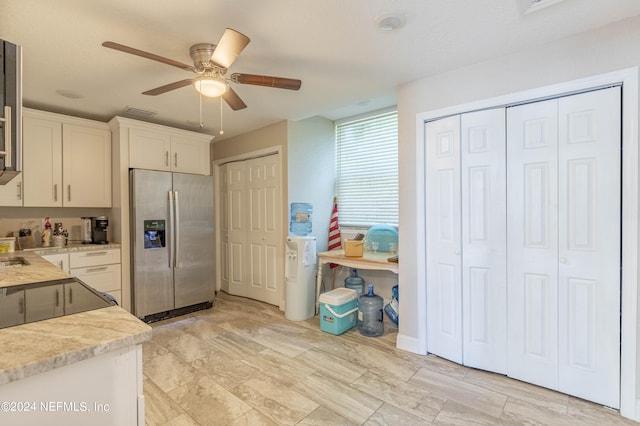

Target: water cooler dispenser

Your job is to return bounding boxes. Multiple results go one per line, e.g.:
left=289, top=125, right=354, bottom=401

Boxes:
left=285, top=236, right=317, bottom=321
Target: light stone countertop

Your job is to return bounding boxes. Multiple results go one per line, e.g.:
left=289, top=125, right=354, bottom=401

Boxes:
left=0, top=248, right=152, bottom=386
left=0, top=251, right=70, bottom=287
left=0, top=305, right=151, bottom=385
left=29, top=242, right=121, bottom=255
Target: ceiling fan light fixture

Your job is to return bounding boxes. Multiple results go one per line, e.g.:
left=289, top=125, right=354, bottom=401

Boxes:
left=193, top=77, right=228, bottom=97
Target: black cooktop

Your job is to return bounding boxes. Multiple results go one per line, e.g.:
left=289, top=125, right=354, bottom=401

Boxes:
left=0, top=277, right=115, bottom=329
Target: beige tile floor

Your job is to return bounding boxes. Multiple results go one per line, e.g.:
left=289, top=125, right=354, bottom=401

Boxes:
left=143, top=292, right=635, bottom=425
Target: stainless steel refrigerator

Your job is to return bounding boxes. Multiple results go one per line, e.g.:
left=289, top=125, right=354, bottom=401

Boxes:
left=130, top=169, right=215, bottom=320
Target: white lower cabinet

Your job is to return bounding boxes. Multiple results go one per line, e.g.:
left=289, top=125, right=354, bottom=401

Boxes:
left=41, top=253, right=70, bottom=274
left=41, top=248, right=122, bottom=305
left=425, top=87, right=621, bottom=408
left=0, top=174, right=22, bottom=206
left=0, top=345, right=143, bottom=426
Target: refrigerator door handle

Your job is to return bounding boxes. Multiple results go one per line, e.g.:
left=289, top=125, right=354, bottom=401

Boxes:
left=168, top=190, right=175, bottom=268
left=174, top=191, right=180, bottom=268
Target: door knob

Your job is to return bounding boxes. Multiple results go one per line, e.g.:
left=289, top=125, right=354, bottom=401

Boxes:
left=560, top=257, right=567, bottom=264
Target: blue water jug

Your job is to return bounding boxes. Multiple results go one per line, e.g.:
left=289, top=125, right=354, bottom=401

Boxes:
left=357, top=284, right=384, bottom=337
left=289, top=203, right=312, bottom=236
left=344, top=269, right=365, bottom=296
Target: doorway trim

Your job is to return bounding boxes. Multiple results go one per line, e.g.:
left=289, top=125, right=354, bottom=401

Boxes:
left=212, top=145, right=285, bottom=308
left=414, top=67, right=638, bottom=419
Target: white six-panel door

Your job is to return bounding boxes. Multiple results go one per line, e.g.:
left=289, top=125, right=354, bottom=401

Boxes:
left=557, top=88, right=620, bottom=407
left=506, top=98, right=561, bottom=390
left=507, top=87, right=620, bottom=408
left=461, top=109, right=507, bottom=374
left=246, top=155, right=282, bottom=306
left=426, top=115, right=463, bottom=364
left=426, top=87, right=621, bottom=408
left=220, top=155, right=283, bottom=306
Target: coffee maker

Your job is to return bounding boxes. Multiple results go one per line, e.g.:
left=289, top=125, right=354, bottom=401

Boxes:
left=91, top=216, right=109, bottom=244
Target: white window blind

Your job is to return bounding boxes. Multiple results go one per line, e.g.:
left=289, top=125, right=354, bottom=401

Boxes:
left=336, top=109, right=398, bottom=227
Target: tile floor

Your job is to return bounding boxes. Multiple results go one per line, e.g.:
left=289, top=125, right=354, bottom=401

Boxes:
left=143, top=292, right=635, bottom=425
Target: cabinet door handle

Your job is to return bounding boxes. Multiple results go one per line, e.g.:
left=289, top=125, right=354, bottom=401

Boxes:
left=53, top=184, right=58, bottom=202
left=85, top=251, right=108, bottom=256
left=165, top=151, right=169, bottom=167
left=18, top=297, right=24, bottom=314
left=86, top=266, right=108, bottom=273
left=0, top=106, right=12, bottom=168
left=68, top=185, right=71, bottom=202
left=68, top=288, right=73, bottom=304
left=16, top=181, right=21, bottom=200
left=55, top=289, right=60, bottom=307
left=174, top=152, right=178, bottom=168
left=58, top=260, right=64, bottom=270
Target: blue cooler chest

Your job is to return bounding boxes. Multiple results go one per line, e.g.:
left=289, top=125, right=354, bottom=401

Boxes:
left=319, top=288, right=358, bottom=335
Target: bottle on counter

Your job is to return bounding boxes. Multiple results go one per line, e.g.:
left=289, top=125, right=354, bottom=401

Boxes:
left=357, top=284, right=384, bottom=337
left=41, top=217, right=52, bottom=247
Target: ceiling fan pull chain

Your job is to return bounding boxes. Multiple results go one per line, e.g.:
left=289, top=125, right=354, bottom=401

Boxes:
left=220, top=96, right=224, bottom=135
left=199, top=92, right=204, bottom=128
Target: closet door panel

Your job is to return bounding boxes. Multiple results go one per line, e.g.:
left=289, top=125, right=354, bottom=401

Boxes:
left=461, top=108, right=507, bottom=373
left=426, top=116, right=463, bottom=363
left=506, top=99, right=559, bottom=390
left=557, top=87, right=620, bottom=408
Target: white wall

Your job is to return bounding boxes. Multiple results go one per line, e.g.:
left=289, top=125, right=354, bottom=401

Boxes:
left=287, top=116, right=335, bottom=253
left=398, top=14, right=640, bottom=356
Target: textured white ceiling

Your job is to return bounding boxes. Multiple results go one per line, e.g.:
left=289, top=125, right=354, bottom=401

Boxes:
left=1, top=0, right=640, bottom=141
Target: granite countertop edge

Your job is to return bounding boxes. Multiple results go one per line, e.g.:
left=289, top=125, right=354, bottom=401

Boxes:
left=0, top=306, right=152, bottom=386
left=29, top=242, right=122, bottom=255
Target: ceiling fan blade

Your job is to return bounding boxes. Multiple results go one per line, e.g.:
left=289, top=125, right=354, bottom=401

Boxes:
left=232, top=73, right=301, bottom=90
left=222, top=87, right=247, bottom=110
left=211, top=28, right=250, bottom=69
left=142, top=79, right=194, bottom=96
left=102, top=41, right=194, bottom=71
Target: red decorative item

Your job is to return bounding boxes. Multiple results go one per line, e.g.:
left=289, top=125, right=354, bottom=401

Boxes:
left=328, top=197, right=341, bottom=269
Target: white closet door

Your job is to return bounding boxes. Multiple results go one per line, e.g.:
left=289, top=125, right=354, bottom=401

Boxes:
left=507, top=88, right=621, bottom=408
left=246, top=155, right=282, bottom=306
left=226, top=161, right=248, bottom=297
left=557, top=87, right=620, bottom=408
left=507, top=99, right=560, bottom=390
left=461, top=108, right=507, bottom=374
left=426, top=115, right=463, bottom=363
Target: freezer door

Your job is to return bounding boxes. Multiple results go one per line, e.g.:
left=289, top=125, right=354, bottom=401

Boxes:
left=131, top=169, right=174, bottom=317
left=172, top=172, right=215, bottom=308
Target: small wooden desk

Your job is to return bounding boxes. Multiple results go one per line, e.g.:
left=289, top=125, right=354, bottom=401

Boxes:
left=315, top=249, right=398, bottom=313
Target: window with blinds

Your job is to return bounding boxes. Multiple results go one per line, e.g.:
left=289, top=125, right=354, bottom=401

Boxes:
left=336, top=109, right=398, bottom=227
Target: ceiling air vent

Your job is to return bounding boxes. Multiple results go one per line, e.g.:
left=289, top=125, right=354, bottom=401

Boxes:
left=123, top=106, right=158, bottom=118
left=523, top=0, right=566, bottom=14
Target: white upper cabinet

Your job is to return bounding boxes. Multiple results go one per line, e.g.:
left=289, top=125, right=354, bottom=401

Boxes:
left=62, top=124, right=111, bottom=207
left=128, top=127, right=171, bottom=171
left=113, top=117, right=212, bottom=176
left=23, top=114, right=63, bottom=207
left=22, top=109, right=111, bottom=207
left=169, top=134, right=210, bottom=175
left=0, top=172, right=23, bottom=206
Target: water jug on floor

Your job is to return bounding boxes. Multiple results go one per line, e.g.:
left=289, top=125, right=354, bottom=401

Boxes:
left=344, top=268, right=365, bottom=296
left=357, top=284, right=384, bottom=337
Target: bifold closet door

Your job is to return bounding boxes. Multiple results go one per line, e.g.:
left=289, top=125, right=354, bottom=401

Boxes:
left=460, top=109, right=507, bottom=374
left=507, top=87, right=621, bottom=408
left=426, top=109, right=507, bottom=371
left=426, top=115, right=463, bottom=364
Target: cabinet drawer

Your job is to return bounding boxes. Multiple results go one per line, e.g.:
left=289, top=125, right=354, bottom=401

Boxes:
left=69, top=249, right=120, bottom=268
left=72, top=264, right=121, bottom=293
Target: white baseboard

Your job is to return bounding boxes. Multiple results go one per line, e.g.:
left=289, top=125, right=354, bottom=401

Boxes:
left=396, top=334, right=426, bottom=355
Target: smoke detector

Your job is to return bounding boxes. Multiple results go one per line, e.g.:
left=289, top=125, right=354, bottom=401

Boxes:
left=375, top=12, right=406, bottom=32
left=524, top=0, right=566, bottom=14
